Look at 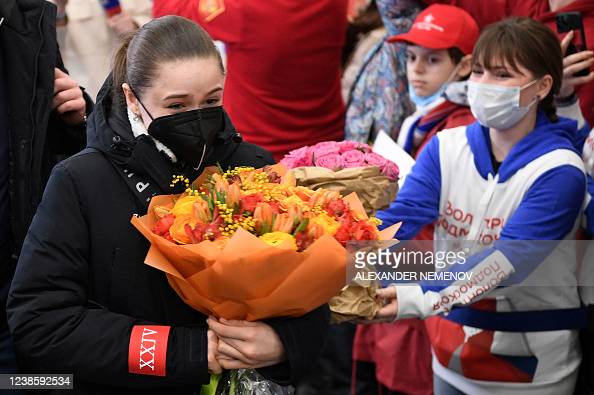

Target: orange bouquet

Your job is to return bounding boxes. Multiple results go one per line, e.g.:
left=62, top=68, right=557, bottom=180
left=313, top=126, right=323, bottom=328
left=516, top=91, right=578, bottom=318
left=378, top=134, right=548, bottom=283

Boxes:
left=131, top=165, right=398, bottom=321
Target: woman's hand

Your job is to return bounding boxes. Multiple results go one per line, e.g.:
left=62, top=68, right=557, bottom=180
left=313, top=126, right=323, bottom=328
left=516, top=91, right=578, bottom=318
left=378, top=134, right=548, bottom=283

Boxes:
left=207, top=329, right=222, bottom=374
left=207, top=317, right=286, bottom=370
left=374, top=286, right=398, bottom=322
left=559, top=31, right=594, bottom=99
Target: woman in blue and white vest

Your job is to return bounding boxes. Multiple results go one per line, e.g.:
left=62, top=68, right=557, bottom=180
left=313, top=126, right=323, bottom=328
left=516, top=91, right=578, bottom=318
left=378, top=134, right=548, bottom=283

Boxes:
left=372, top=17, right=591, bottom=395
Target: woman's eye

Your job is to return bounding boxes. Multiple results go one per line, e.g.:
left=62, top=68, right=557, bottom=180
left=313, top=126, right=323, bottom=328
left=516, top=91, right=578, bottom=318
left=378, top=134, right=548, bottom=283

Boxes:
left=204, top=97, right=221, bottom=106
left=496, top=72, right=511, bottom=78
left=167, top=103, right=185, bottom=110
left=471, top=68, right=483, bottom=75
left=406, top=53, right=416, bottom=62
left=428, top=56, right=441, bottom=64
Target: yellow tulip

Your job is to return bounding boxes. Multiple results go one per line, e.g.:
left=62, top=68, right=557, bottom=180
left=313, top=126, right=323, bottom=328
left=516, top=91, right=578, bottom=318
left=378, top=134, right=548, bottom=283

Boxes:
left=172, top=195, right=202, bottom=217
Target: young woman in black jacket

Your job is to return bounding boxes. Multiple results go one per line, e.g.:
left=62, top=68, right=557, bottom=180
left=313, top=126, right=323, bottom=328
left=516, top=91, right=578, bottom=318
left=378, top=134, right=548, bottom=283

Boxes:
left=7, top=15, right=329, bottom=394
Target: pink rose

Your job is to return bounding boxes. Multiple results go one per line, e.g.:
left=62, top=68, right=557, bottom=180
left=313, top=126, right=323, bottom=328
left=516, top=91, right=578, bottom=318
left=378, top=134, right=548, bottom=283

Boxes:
left=381, top=161, right=400, bottom=181
left=314, top=153, right=344, bottom=171
left=280, top=157, right=302, bottom=169
left=281, top=146, right=313, bottom=167
left=364, top=152, right=388, bottom=167
left=312, top=143, right=340, bottom=158
left=338, top=141, right=373, bottom=154
left=341, top=149, right=367, bottom=168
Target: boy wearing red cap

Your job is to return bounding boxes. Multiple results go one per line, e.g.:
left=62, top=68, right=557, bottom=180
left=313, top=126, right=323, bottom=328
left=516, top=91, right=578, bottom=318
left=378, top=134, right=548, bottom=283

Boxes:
left=390, top=4, right=479, bottom=157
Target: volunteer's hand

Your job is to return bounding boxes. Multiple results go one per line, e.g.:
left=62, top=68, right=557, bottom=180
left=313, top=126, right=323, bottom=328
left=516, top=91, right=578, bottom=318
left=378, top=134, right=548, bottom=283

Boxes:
left=207, top=329, right=222, bottom=374
left=559, top=31, right=594, bottom=99
left=107, top=11, right=139, bottom=36
left=374, top=286, right=398, bottom=322
left=52, top=68, right=86, bottom=126
left=207, top=317, right=286, bottom=369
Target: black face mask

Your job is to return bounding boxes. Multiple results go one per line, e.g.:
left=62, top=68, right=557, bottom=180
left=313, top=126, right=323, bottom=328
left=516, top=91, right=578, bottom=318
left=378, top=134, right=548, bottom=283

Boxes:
left=146, top=106, right=224, bottom=167
left=131, top=88, right=224, bottom=168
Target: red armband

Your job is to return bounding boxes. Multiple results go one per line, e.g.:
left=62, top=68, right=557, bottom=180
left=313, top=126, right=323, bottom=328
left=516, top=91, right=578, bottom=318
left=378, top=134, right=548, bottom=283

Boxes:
left=128, top=325, right=171, bottom=376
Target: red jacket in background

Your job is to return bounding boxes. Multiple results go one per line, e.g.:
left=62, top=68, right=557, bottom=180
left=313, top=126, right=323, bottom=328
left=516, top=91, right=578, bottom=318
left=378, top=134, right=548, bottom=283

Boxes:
left=424, top=0, right=594, bottom=127
left=153, top=0, right=347, bottom=160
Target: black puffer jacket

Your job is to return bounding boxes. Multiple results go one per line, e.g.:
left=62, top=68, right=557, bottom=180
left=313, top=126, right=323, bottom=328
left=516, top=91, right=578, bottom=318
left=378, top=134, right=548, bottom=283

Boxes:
left=0, top=0, right=91, bottom=265
left=7, top=78, right=329, bottom=394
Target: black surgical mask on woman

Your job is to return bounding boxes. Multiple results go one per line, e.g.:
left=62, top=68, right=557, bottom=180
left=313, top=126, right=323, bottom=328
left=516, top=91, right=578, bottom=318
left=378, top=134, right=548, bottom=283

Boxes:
left=133, top=88, right=224, bottom=169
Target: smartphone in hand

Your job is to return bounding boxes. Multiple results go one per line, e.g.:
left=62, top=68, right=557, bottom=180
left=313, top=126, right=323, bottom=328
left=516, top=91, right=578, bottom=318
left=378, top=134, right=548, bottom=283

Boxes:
left=556, top=11, right=589, bottom=77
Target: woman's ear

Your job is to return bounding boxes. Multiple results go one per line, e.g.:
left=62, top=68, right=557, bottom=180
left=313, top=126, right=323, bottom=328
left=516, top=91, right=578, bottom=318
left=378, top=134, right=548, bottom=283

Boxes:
left=122, top=83, right=141, bottom=117
left=456, top=54, right=473, bottom=79
left=536, top=74, right=553, bottom=101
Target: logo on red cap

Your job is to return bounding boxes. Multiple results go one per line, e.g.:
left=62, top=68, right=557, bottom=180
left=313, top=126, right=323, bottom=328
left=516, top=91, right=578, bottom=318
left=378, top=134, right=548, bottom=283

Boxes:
left=414, top=14, right=444, bottom=33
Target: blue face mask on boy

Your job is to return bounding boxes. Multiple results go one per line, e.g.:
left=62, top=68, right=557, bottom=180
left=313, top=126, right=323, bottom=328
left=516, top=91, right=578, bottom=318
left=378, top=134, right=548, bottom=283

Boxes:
left=408, top=82, right=447, bottom=108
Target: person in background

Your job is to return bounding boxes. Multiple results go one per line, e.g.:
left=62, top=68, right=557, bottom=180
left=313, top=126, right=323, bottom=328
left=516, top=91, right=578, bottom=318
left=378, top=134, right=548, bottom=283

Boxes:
left=374, top=17, right=589, bottom=394
left=153, top=0, right=347, bottom=161
left=341, top=1, right=386, bottom=103
left=51, top=0, right=152, bottom=99
left=391, top=4, right=478, bottom=157
left=0, top=0, right=92, bottom=376
left=422, top=0, right=594, bottom=130
left=344, top=0, right=420, bottom=144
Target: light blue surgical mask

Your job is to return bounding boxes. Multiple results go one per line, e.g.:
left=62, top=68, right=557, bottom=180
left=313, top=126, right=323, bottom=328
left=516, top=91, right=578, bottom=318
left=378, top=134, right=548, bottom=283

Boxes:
left=408, top=82, right=446, bottom=108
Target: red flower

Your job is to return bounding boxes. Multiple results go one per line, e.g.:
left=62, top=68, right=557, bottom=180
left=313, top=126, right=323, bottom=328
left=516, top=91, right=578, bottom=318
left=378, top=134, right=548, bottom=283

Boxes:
left=153, top=214, right=175, bottom=236
left=185, top=217, right=223, bottom=243
left=325, top=199, right=349, bottom=218
left=240, top=193, right=265, bottom=214
left=351, top=220, right=378, bottom=241
left=295, top=231, right=315, bottom=251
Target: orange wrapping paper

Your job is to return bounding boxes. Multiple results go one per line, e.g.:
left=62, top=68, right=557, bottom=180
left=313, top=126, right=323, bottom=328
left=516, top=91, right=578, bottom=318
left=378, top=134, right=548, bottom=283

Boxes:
left=131, top=191, right=399, bottom=321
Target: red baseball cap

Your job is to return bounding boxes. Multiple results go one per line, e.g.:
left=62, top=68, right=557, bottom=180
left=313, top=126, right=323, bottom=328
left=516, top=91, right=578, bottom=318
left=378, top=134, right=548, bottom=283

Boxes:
left=388, top=4, right=479, bottom=55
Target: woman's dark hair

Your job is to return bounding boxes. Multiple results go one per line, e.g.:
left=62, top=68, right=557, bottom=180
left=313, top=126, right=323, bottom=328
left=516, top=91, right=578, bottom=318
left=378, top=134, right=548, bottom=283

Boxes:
left=112, top=15, right=224, bottom=105
left=472, top=17, right=563, bottom=122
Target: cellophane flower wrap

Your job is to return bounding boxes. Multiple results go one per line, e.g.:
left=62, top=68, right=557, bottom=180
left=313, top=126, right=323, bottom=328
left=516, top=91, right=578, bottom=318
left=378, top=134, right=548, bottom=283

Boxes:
left=280, top=141, right=399, bottom=215
left=131, top=165, right=399, bottom=394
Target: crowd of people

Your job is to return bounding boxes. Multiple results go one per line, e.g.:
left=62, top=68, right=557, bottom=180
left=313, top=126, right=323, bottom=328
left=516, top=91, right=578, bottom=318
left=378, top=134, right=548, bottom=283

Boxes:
left=1, top=0, right=594, bottom=394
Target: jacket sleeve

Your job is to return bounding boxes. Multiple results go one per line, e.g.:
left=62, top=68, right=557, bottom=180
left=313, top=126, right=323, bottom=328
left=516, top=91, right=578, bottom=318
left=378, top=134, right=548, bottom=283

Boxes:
left=376, top=135, right=441, bottom=239
left=7, top=163, right=210, bottom=389
left=153, top=0, right=243, bottom=43
left=395, top=164, right=587, bottom=319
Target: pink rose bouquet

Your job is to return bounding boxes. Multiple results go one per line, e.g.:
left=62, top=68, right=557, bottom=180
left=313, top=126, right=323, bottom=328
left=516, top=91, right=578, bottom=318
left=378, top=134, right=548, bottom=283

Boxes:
left=281, top=141, right=399, bottom=181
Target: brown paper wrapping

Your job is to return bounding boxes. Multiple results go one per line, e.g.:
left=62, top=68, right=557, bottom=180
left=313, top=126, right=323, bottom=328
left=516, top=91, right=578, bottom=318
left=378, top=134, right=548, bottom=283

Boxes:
left=287, top=166, right=401, bottom=323
left=288, top=166, right=398, bottom=216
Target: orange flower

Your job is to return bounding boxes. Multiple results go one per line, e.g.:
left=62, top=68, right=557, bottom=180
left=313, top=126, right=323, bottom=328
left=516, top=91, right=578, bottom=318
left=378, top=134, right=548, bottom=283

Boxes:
left=254, top=203, right=274, bottom=234
left=227, top=183, right=241, bottom=208
left=153, top=204, right=173, bottom=219
left=309, top=212, right=340, bottom=236
left=273, top=213, right=294, bottom=233
left=192, top=198, right=211, bottom=223
left=169, top=214, right=194, bottom=244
